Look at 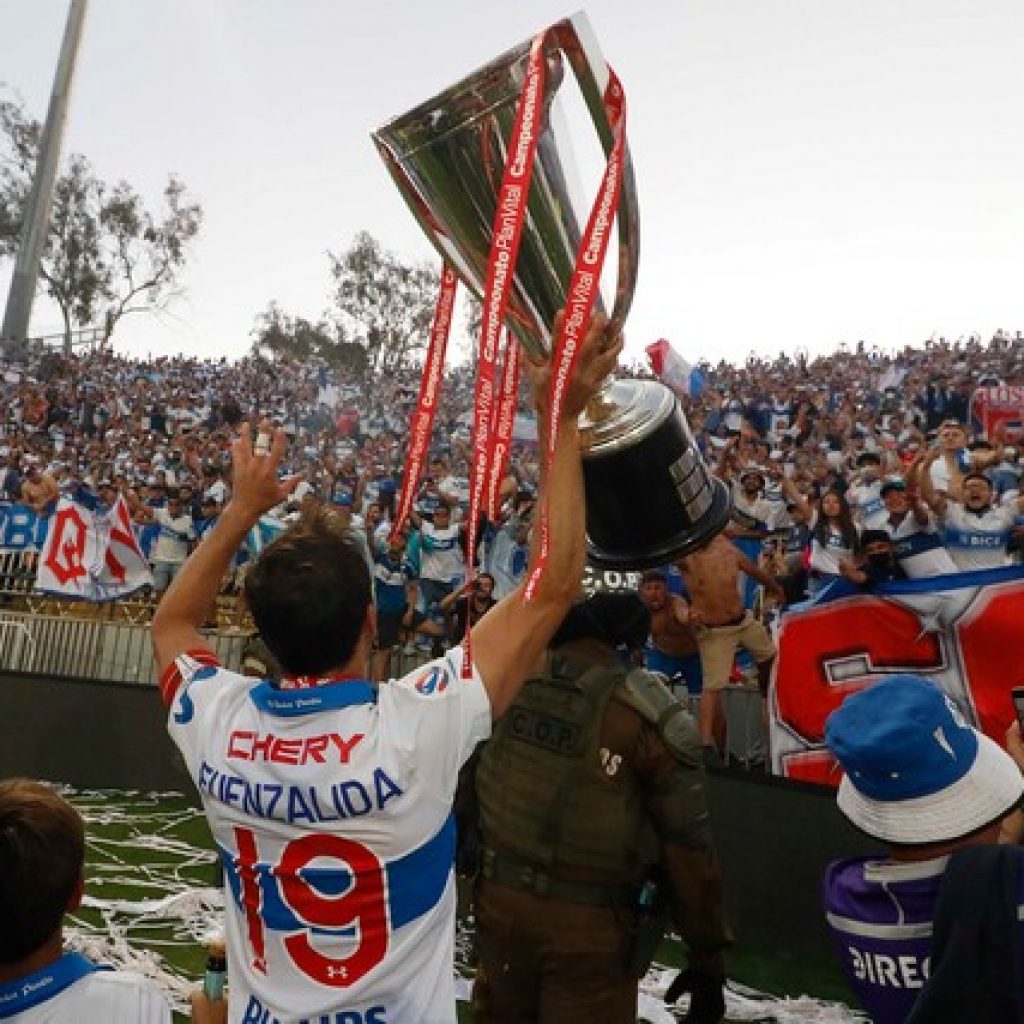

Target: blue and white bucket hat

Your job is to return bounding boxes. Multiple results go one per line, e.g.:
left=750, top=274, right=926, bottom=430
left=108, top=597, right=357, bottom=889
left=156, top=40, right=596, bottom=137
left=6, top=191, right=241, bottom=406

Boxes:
left=825, top=675, right=1024, bottom=844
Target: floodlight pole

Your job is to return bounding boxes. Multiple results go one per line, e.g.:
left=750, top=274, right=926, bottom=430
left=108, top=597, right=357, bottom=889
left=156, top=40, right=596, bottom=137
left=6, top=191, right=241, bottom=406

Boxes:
left=1, top=0, right=89, bottom=362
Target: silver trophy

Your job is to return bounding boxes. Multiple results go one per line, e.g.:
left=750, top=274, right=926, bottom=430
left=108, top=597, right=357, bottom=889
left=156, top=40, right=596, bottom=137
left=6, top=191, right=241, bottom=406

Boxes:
left=373, top=11, right=729, bottom=568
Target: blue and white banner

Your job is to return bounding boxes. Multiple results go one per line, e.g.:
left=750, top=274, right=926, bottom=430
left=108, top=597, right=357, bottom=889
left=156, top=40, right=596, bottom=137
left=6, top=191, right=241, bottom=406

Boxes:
left=0, top=502, right=49, bottom=551
left=247, top=515, right=286, bottom=558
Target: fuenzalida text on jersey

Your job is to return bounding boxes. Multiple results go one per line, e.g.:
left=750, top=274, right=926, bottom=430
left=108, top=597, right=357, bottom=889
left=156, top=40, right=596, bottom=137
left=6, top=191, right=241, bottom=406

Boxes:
left=197, top=759, right=403, bottom=824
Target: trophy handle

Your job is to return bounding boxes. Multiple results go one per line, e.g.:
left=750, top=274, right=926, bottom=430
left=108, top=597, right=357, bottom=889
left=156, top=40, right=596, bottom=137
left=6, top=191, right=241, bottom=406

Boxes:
left=552, top=14, right=640, bottom=340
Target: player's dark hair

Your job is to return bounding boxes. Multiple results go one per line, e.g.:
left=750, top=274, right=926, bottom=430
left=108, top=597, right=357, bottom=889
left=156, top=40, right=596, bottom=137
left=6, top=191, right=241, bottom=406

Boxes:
left=0, top=779, right=84, bottom=963
left=244, top=507, right=372, bottom=676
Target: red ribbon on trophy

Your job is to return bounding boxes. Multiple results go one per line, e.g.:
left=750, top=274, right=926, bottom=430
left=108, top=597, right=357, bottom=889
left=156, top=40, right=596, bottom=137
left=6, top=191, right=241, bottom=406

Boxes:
left=460, top=33, right=549, bottom=678
left=391, top=263, right=459, bottom=538
left=522, top=69, right=626, bottom=602
left=461, top=29, right=627, bottom=675
left=485, top=329, right=521, bottom=521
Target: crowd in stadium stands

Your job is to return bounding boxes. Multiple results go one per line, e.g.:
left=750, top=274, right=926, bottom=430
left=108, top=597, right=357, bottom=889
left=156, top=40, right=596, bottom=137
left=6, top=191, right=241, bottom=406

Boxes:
left=0, top=331, right=1022, bottom=665
left=3, top=332, right=1024, bottom=1024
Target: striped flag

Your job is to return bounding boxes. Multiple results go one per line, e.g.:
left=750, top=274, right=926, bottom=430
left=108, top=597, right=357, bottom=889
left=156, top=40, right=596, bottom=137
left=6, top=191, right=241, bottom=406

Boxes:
left=645, top=338, right=705, bottom=398
left=247, top=515, right=286, bottom=558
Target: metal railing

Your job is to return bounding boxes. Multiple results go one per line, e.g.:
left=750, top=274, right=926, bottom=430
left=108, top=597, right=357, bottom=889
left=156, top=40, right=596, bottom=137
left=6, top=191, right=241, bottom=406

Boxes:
left=24, top=325, right=106, bottom=355
left=0, top=609, right=247, bottom=685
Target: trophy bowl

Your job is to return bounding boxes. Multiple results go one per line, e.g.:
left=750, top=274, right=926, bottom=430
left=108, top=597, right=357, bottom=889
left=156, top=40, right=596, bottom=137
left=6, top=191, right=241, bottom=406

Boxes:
left=373, top=11, right=730, bottom=568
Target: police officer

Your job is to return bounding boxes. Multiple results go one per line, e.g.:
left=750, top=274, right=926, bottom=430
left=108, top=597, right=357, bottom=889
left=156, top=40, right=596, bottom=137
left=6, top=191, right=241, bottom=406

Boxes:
left=470, top=591, right=731, bottom=1023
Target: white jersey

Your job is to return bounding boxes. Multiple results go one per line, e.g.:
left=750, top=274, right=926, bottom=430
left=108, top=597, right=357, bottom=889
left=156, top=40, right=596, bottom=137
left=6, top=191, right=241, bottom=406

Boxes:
left=419, top=522, right=463, bottom=583
left=730, top=487, right=779, bottom=533
left=846, top=480, right=887, bottom=530
left=807, top=511, right=858, bottom=576
left=884, top=513, right=958, bottom=579
left=928, top=449, right=971, bottom=496
left=151, top=508, right=194, bottom=564
left=164, top=649, right=491, bottom=1024
left=941, top=503, right=1016, bottom=570
left=0, top=954, right=170, bottom=1024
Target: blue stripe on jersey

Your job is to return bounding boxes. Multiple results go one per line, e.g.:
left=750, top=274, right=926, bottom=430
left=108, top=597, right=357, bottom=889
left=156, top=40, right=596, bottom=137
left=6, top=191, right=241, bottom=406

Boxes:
left=248, top=680, right=377, bottom=716
left=893, top=532, right=944, bottom=559
left=387, top=813, right=455, bottom=927
left=943, top=528, right=1010, bottom=550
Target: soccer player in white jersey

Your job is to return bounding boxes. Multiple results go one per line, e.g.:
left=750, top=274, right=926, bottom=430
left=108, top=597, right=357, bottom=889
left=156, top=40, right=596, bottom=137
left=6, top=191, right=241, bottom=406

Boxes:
left=151, top=319, right=621, bottom=1024
left=920, top=451, right=1024, bottom=571
left=0, top=779, right=173, bottom=1024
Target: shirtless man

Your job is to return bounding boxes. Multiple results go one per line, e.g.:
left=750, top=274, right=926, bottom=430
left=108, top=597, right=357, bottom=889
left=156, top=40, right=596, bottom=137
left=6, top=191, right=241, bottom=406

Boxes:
left=20, top=461, right=59, bottom=514
left=677, top=534, right=785, bottom=760
left=638, top=569, right=702, bottom=697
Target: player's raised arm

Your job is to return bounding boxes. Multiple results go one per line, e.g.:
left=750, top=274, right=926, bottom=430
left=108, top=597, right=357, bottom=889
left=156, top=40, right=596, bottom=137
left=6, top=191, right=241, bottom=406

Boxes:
left=151, top=422, right=299, bottom=698
left=470, top=314, right=622, bottom=718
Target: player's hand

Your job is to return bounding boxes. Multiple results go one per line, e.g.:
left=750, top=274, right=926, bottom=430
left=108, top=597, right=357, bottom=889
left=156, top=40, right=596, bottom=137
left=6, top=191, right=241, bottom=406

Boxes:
left=189, top=990, right=228, bottom=1024
left=228, top=420, right=301, bottom=519
left=524, top=311, right=623, bottom=422
left=665, top=967, right=726, bottom=1023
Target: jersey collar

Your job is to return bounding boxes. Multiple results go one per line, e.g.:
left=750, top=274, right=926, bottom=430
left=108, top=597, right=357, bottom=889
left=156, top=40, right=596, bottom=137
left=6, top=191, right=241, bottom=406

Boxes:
left=249, top=678, right=377, bottom=717
left=0, top=953, right=105, bottom=1019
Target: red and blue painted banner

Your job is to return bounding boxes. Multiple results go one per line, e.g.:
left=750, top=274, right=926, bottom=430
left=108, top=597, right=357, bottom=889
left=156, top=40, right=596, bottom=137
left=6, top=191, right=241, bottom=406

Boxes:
left=769, top=566, right=1024, bottom=785
left=35, top=495, right=153, bottom=601
left=971, top=385, right=1024, bottom=441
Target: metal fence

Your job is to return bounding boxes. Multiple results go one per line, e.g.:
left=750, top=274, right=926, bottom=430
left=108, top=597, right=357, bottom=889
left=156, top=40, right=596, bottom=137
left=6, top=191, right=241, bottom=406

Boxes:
left=0, top=609, right=247, bottom=685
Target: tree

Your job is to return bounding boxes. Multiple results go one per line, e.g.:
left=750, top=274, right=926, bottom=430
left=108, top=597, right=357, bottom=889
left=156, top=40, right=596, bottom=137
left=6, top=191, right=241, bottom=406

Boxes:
left=0, top=93, right=39, bottom=250
left=250, top=301, right=368, bottom=376
left=327, top=231, right=440, bottom=376
left=0, top=91, right=202, bottom=352
left=36, top=153, right=108, bottom=351
left=98, top=176, right=202, bottom=346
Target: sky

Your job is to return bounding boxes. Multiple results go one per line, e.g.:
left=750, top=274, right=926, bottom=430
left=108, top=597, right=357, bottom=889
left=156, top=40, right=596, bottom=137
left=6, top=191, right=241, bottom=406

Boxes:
left=2, top=0, right=1023, bottom=369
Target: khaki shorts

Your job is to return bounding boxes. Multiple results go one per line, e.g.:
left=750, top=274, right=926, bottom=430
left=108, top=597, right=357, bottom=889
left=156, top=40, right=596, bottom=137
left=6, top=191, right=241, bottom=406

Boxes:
left=696, top=612, right=775, bottom=691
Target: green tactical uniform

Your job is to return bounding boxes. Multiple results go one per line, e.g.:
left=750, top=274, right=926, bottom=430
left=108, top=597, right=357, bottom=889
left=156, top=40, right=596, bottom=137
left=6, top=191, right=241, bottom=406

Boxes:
left=471, top=636, right=732, bottom=1024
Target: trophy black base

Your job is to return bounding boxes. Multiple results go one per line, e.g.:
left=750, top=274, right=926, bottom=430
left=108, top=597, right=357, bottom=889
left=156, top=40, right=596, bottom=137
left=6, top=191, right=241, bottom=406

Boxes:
left=582, top=380, right=732, bottom=570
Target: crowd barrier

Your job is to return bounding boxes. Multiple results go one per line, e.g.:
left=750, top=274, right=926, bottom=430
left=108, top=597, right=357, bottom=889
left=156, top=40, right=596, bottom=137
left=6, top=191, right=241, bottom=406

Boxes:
left=0, top=609, right=248, bottom=684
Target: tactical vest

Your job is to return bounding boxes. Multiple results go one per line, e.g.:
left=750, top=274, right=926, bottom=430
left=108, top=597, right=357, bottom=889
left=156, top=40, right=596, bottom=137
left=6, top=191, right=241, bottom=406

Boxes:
left=476, top=653, right=647, bottom=880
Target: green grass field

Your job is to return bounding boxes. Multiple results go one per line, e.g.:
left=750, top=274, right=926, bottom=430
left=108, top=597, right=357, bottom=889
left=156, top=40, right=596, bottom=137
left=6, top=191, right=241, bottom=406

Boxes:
left=64, top=789, right=864, bottom=1024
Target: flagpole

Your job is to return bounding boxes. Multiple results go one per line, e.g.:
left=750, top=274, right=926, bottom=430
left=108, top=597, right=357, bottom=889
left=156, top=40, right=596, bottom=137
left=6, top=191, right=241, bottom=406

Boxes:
left=1, top=0, right=90, bottom=362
